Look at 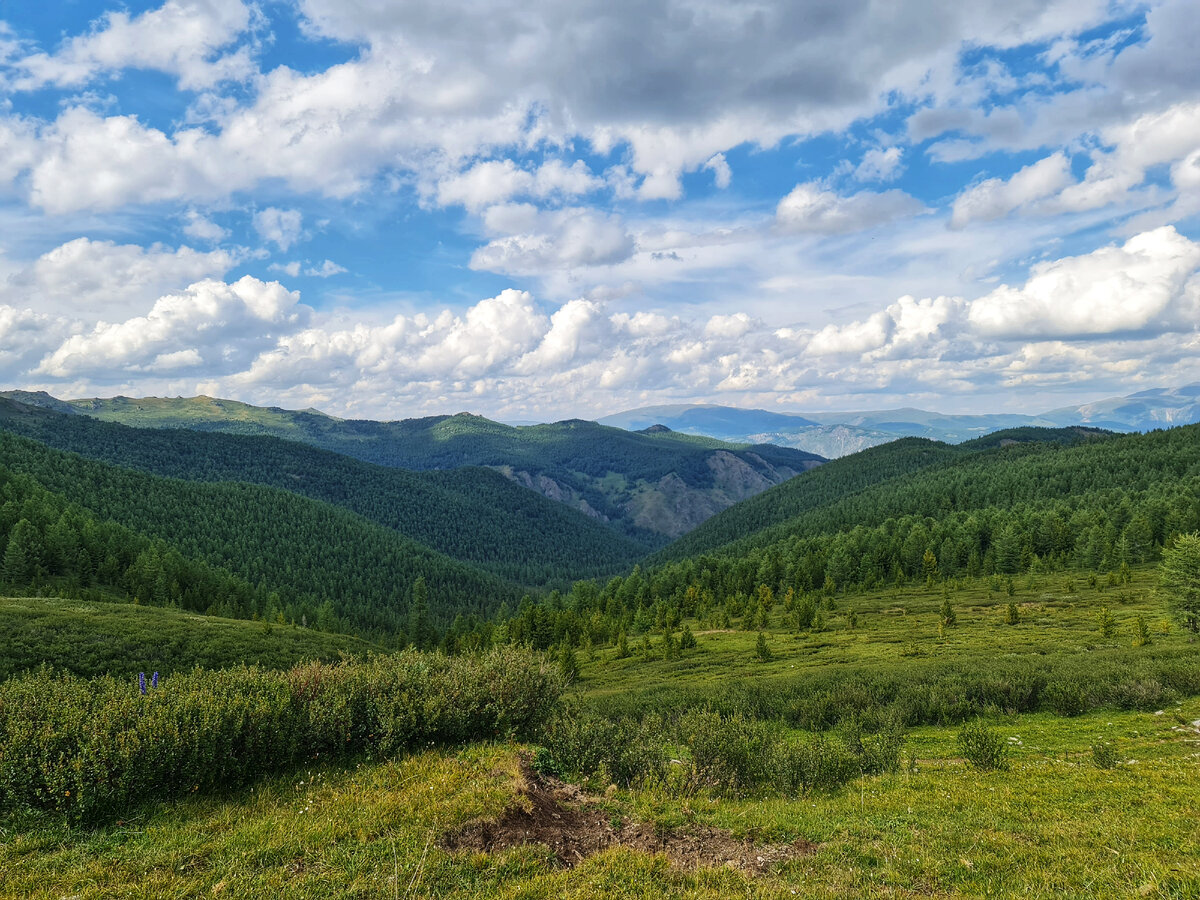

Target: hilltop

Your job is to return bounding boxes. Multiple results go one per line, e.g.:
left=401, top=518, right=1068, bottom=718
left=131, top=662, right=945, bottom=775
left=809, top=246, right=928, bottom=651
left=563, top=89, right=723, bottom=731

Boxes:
left=20, top=393, right=824, bottom=541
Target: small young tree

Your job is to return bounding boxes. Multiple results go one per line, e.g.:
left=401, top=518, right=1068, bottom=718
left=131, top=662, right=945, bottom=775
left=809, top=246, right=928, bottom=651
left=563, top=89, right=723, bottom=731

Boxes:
left=614, top=629, right=630, bottom=659
left=558, top=641, right=579, bottom=682
left=1005, top=602, right=1020, bottom=625
left=1159, top=532, right=1200, bottom=633
left=1131, top=615, right=1150, bottom=648
left=755, top=631, right=773, bottom=662
left=939, top=596, right=956, bottom=627
left=679, top=624, right=698, bottom=651
left=922, top=549, right=939, bottom=590
left=1097, top=606, right=1116, bottom=639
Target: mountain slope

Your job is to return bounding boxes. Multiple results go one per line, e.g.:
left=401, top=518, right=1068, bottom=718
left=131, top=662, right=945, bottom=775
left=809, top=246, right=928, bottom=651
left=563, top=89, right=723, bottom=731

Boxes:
left=0, top=596, right=379, bottom=680
left=652, top=424, right=1174, bottom=567
left=46, top=395, right=825, bottom=540
left=0, top=398, right=645, bottom=585
left=652, top=437, right=962, bottom=563
left=0, top=428, right=522, bottom=636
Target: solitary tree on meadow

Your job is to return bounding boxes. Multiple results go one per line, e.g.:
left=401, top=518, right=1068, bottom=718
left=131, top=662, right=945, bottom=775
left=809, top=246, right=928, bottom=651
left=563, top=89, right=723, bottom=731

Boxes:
left=1160, top=532, right=1200, bottom=633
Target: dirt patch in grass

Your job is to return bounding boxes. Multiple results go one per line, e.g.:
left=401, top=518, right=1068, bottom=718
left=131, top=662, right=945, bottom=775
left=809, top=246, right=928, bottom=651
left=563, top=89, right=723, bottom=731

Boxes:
left=442, top=758, right=815, bottom=873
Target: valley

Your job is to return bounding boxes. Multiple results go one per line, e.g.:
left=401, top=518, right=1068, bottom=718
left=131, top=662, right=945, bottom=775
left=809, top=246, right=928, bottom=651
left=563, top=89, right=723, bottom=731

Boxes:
left=0, top=392, right=1197, bottom=899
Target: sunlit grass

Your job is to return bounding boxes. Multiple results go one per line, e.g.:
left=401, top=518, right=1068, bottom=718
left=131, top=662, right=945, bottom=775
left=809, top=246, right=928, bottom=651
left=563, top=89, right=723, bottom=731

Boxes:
left=3, top=566, right=1197, bottom=899
left=3, top=698, right=1198, bottom=899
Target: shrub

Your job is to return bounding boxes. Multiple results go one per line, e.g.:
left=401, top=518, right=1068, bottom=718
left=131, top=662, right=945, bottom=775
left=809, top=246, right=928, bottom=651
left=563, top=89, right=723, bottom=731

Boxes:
left=678, top=710, right=776, bottom=796
left=0, top=647, right=561, bottom=824
left=1044, top=679, right=1089, bottom=717
left=1091, top=741, right=1118, bottom=770
left=957, top=719, right=1008, bottom=771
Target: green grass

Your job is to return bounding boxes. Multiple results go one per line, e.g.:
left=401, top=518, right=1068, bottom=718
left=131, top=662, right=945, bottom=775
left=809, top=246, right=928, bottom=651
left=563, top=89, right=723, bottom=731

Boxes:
left=2, top=701, right=1198, bottom=898
left=576, top=567, right=1186, bottom=703
left=3, top=568, right=1197, bottom=898
left=0, top=595, right=379, bottom=679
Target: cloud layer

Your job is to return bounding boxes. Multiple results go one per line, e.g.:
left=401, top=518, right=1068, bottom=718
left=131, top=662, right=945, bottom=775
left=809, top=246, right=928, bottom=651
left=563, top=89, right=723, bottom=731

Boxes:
left=6, top=227, right=1197, bottom=419
left=1, top=0, right=1199, bottom=418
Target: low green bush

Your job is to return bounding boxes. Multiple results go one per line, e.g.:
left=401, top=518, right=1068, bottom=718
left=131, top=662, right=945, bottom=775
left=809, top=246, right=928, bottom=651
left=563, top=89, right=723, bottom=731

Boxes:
left=957, top=719, right=1008, bottom=771
left=1091, top=741, right=1118, bottom=770
left=539, top=705, right=905, bottom=798
left=0, top=647, right=561, bottom=824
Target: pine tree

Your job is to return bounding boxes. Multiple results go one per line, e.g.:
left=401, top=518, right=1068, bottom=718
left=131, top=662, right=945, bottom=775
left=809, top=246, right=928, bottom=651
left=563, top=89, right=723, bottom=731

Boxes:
left=615, top=629, right=630, bottom=659
left=939, top=596, right=956, bottom=627
left=407, top=576, right=435, bottom=650
left=755, top=631, right=773, bottom=662
left=679, top=624, right=697, bottom=650
left=922, top=549, right=939, bottom=589
left=2, top=519, right=40, bottom=584
left=558, top=641, right=579, bottom=682
left=1160, top=532, right=1200, bottom=633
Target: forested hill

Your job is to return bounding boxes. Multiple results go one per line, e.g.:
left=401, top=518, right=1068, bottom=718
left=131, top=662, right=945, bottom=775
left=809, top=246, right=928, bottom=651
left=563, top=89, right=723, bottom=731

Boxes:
left=652, top=424, right=1185, bottom=571
left=650, top=437, right=962, bottom=563
left=0, top=428, right=523, bottom=638
left=29, top=393, right=825, bottom=540
left=0, top=398, right=645, bottom=585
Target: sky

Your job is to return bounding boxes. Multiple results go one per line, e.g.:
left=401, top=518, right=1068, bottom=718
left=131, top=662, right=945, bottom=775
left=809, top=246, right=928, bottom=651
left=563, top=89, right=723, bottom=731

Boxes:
left=0, top=0, right=1198, bottom=421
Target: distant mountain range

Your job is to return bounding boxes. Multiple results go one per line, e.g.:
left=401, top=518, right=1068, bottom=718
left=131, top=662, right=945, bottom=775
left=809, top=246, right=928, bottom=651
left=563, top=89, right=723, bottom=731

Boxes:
left=599, top=384, right=1200, bottom=457
left=0, top=391, right=823, bottom=541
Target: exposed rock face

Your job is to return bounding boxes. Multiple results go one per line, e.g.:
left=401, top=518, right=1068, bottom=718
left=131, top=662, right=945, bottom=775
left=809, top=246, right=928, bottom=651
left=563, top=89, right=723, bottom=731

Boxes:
left=619, top=452, right=817, bottom=539
left=491, top=466, right=609, bottom=522
left=492, top=456, right=816, bottom=539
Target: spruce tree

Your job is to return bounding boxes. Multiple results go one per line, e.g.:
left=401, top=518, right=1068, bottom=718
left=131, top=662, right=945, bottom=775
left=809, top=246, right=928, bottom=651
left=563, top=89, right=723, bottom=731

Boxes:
left=2, top=520, right=40, bottom=584
left=1160, top=532, right=1200, bottom=632
left=755, top=631, right=773, bottom=662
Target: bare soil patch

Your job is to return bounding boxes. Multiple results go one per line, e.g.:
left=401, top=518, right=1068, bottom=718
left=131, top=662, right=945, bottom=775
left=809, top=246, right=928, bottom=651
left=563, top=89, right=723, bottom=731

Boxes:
left=442, top=758, right=815, bottom=873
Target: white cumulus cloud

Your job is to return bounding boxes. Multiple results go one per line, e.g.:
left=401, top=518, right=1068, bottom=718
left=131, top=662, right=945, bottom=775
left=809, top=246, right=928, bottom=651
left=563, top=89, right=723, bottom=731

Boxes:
left=951, top=152, right=1074, bottom=228
left=0, top=237, right=239, bottom=319
left=777, top=183, right=924, bottom=234
left=35, top=276, right=309, bottom=379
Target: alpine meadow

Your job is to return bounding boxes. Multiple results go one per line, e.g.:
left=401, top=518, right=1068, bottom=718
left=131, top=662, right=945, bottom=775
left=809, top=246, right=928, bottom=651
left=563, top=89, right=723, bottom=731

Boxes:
left=2, top=1, right=1200, bottom=898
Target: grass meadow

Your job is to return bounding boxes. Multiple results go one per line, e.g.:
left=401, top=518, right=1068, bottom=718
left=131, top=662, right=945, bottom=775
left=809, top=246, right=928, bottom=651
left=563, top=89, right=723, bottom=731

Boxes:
left=1, top=566, right=1197, bottom=898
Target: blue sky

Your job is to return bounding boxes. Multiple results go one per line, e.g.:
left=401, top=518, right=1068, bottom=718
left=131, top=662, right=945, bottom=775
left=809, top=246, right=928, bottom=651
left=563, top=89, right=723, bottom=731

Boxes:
left=1, top=0, right=1198, bottom=420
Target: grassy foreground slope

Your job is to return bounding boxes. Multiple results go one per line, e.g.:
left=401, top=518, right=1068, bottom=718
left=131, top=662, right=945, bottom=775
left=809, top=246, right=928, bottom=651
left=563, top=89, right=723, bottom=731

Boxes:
left=3, top=569, right=1197, bottom=898
left=0, top=398, right=645, bottom=585
left=0, top=596, right=378, bottom=680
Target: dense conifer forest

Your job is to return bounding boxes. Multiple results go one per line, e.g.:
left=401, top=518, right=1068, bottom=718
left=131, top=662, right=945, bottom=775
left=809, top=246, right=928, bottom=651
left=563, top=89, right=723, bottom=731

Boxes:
left=0, top=398, right=646, bottom=584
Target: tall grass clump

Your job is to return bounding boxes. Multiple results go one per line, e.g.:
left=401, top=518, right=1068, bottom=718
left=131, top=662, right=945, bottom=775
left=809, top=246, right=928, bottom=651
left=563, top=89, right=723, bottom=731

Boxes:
left=0, top=647, right=561, bottom=824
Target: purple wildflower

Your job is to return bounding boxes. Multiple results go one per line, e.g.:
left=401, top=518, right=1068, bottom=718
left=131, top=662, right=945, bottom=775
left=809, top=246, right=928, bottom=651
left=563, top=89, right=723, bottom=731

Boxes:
left=152, top=671, right=159, bottom=689
left=139, top=672, right=147, bottom=695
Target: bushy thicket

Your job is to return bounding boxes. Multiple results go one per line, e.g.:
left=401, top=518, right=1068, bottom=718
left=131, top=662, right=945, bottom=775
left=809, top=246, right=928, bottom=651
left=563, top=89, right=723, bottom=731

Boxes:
left=0, top=647, right=561, bottom=824
left=538, top=706, right=905, bottom=797
left=585, top=649, right=1200, bottom=733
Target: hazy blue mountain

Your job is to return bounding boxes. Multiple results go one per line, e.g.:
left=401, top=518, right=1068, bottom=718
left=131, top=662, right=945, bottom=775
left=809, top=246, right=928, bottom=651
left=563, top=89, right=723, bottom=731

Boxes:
left=1041, top=383, right=1200, bottom=431
left=600, top=384, right=1200, bottom=457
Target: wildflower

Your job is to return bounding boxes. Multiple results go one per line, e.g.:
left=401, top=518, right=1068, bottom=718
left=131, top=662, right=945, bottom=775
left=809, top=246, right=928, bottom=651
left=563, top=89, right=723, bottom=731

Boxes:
left=152, top=672, right=159, bottom=689
left=139, top=672, right=147, bottom=695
